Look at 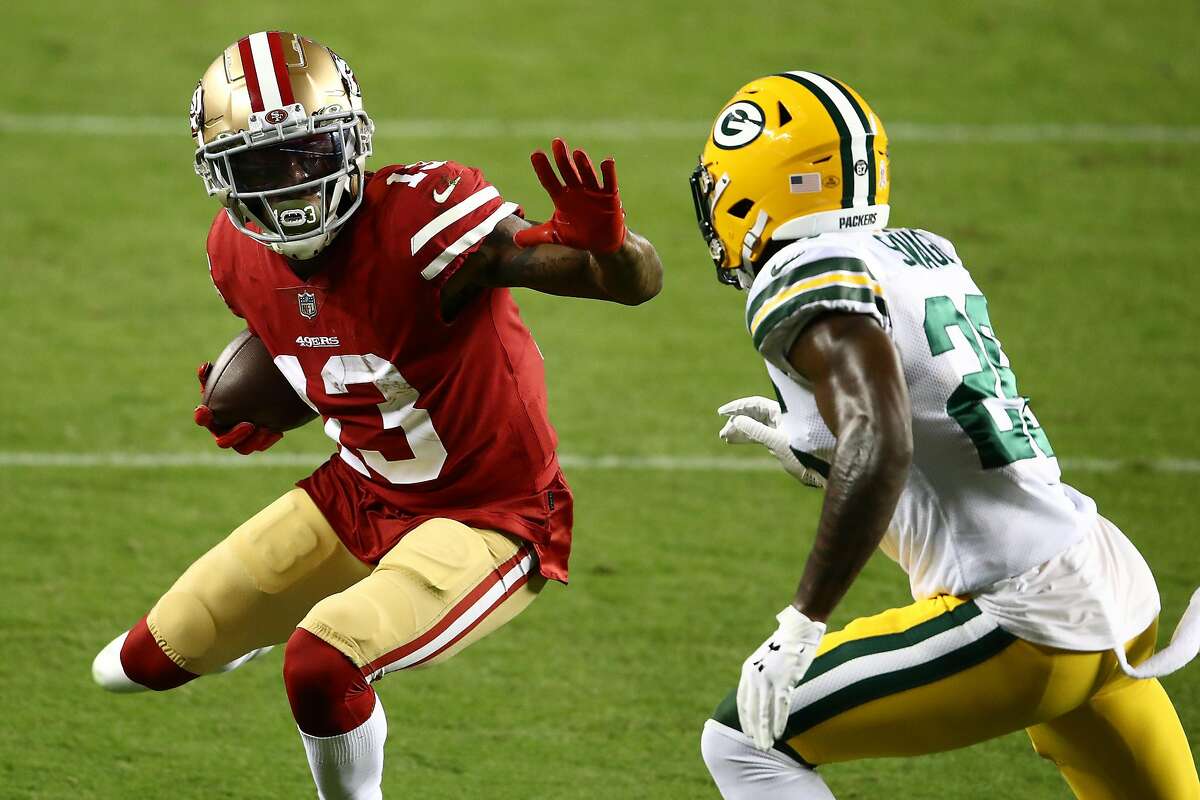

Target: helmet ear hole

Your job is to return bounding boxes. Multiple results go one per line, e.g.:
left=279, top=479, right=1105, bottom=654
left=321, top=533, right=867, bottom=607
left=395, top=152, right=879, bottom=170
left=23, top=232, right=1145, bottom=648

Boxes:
left=727, top=198, right=755, bottom=219
left=777, top=102, right=792, bottom=127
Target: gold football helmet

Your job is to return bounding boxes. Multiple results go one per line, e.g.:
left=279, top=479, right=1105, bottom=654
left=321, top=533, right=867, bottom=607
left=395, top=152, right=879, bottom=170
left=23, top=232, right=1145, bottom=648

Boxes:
left=190, top=31, right=374, bottom=259
left=691, top=72, right=890, bottom=287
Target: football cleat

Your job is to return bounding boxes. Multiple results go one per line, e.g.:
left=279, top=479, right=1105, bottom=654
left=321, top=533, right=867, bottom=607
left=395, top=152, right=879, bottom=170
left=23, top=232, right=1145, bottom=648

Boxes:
left=691, top=72, right=891, bottom=288
left=190, top=31, right=374, bottom=260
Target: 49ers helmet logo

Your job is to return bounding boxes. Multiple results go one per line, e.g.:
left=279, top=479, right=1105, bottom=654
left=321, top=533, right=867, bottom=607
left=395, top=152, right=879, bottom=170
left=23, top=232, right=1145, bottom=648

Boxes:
left=713, top=101, right=765, bottom=150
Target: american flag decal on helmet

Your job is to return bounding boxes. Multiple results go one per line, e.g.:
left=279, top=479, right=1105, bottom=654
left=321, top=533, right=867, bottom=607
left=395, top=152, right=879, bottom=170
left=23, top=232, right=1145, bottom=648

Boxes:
left=789, top=172, right=822, bottom=194
left=237, top=31, right=297, bottom=113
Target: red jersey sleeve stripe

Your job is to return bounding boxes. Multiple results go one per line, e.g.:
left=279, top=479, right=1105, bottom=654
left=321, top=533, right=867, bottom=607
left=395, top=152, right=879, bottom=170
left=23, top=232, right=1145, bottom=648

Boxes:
left=266, top=31, right=296, bottom=107
left=237, top=36, right=264, bottom=113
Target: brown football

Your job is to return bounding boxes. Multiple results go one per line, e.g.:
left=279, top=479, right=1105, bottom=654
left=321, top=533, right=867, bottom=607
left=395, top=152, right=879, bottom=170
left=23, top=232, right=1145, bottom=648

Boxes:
left=202, top=329, right=318, bottom=432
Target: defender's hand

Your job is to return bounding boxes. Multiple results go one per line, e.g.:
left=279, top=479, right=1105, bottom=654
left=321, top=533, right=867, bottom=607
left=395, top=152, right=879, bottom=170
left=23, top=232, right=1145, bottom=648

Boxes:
left=718, top=397, right=826, bottom=488
left=737, top=606, right=826, bottom=751
left=193, top=362, right=283, bottom=455
left=514, top=138, right=626, bottom=254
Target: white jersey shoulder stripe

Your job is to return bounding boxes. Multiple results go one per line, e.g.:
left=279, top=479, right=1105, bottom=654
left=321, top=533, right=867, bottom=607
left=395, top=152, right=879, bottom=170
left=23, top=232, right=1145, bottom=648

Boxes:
left=409, top=185, right=500, bottom=255
left=421, top=201, right=519, bottom=280
left=750, top=271, right=883, bottom=336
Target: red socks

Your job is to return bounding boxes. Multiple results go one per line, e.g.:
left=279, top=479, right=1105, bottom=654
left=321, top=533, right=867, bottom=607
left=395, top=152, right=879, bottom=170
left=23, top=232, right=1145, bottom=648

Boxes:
left=119, top=616, right=198, bottom=691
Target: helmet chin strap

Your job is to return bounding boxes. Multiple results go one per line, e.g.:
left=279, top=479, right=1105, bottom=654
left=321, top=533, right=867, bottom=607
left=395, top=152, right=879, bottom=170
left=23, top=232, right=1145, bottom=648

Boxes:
left=269, top=230, right=337, bottom=260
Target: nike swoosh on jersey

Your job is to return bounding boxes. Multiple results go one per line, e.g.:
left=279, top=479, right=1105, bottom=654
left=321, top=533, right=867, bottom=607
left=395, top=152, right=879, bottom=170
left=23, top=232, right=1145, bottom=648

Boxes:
left=433, top=176, right=462, bottom=204
left=770, top=252, right=805, bottom=277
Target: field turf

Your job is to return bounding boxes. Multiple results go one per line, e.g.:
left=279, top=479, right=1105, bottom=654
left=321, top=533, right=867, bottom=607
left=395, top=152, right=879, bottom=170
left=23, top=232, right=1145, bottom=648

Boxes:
left=2, top=1, right=1198, bottom=797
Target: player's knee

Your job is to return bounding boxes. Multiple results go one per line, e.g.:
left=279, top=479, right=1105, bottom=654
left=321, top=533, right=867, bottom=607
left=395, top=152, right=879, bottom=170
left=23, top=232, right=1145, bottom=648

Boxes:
left=284, top=628, right=375, bottom=736
left=701, top=719, right=734, bottom=775
left=94, top=616, right=197, bottom=692
left=701, top=719, right=832, bottom=798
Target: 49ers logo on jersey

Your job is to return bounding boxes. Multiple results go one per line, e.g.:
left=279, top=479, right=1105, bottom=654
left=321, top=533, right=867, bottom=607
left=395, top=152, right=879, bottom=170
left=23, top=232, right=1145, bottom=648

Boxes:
left=297, top=290, right=318, bottom=319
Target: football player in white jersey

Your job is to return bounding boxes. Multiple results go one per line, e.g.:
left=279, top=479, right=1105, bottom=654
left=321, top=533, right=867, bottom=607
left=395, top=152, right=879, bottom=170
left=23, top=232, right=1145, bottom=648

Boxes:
left=690, top=72, right=1200, bottom=799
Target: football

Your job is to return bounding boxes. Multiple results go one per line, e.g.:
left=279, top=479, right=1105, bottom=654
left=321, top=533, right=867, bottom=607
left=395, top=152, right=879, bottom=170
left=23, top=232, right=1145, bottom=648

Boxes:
left=201, top=329, right=318, bottom=432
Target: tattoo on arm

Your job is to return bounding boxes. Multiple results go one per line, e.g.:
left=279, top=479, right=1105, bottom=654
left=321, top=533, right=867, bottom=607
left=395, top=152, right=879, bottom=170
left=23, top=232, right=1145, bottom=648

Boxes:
left=787, top=314, right=912, bottom=622
left=443, top=215, right=662, bottom=309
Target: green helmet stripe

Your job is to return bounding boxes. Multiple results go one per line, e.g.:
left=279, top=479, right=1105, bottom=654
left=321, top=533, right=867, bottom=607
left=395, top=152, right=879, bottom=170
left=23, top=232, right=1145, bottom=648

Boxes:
left=814, top=72, right=878, bottom=206
left=776, top=72, right=855, bottom=208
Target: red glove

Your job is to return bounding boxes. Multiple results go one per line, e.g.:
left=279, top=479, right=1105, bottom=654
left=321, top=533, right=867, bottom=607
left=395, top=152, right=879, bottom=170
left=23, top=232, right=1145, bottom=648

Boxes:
left=514, top=138, right=626, bottom=254
left=193, top=362, right=283, bottom=455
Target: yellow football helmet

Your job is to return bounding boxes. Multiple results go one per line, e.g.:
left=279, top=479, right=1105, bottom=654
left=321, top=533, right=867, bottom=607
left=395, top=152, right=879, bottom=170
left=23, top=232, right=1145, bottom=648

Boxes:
left=190, top=31, right=374, bottom=259
left=691, top=71, right=890, bottom=287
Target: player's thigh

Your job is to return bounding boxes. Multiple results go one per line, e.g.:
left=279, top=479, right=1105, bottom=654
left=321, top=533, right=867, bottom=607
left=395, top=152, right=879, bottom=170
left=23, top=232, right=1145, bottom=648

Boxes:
left=148, top=488, right=371, bottom=674
left=712, top=595, right=1103, bottom=766
left=1027, top=622, right=1200, bottom=799
left=299, top=518, right=544, bottom=677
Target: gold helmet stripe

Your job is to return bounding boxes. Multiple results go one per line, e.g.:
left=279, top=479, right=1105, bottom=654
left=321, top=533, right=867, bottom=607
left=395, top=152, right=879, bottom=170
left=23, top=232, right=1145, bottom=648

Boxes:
left=776, top=72, right=877, bottom=208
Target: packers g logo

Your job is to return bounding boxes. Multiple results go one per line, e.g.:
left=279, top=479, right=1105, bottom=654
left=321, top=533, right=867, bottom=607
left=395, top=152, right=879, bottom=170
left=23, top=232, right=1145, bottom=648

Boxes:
left=713, top=101, right=765, bottom=150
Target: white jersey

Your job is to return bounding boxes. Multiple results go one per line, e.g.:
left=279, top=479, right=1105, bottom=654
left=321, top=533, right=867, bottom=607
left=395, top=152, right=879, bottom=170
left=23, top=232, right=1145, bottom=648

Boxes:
left=746, top=228, right=1159, bottom=650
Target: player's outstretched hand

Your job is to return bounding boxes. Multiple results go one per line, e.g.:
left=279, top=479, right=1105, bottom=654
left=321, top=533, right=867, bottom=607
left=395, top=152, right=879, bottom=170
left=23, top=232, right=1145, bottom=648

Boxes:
left=737, top=606, right=826, bottom=751
left=194, top=361, right=283, bottom=455
left=514, top=138, right=626, bottom=254
left=718, top=397, right=826, bottom=488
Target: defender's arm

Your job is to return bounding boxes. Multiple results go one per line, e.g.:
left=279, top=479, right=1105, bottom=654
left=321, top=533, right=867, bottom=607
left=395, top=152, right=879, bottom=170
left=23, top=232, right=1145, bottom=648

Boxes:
left=787, top=312, right=913, bottom=622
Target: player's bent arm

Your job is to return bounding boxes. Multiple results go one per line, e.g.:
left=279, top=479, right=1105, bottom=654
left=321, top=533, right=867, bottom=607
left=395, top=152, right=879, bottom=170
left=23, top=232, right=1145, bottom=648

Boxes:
left=786, top=313, right=913, bottom=623
left=445, top=215, right=663, bottom=306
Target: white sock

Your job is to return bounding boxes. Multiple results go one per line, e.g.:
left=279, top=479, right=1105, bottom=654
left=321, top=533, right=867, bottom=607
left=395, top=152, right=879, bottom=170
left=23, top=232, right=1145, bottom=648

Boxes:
left=701, top=719, right=835, bottom=799
left=91, top=631, right=275, bottom=692
left=299, top=695, right=387, bottom=800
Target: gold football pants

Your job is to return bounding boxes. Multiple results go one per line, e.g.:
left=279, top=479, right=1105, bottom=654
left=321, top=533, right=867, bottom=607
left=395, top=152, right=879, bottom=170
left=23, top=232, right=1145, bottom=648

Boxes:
left=712, top=594, right=1199, bottom=799
left=145, top=489, right=544, bottom=677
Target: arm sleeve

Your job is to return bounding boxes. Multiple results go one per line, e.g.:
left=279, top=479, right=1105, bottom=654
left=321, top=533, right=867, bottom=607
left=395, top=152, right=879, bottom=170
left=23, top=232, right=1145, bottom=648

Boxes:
left=745, top=247, right=889, bottom=380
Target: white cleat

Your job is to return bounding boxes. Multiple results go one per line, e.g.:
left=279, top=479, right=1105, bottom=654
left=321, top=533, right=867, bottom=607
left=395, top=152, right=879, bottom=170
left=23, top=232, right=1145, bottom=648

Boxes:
left=92, top=632, right=146, bottom=693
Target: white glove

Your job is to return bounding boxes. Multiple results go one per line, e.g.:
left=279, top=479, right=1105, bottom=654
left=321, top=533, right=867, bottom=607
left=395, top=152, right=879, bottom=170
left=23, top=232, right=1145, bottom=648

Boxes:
left=737, top=606, right=826, bottom=751
left=718, top=397, right=826, bottom=488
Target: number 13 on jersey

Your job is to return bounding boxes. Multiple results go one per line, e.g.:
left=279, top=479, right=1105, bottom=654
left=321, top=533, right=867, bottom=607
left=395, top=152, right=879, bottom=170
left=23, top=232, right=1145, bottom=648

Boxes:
left=924, top=294, right=1054, bottom=469
left=274, top=353, right=449, bottom=484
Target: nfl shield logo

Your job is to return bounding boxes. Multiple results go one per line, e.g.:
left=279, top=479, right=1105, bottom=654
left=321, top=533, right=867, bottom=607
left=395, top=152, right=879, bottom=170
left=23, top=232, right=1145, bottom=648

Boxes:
left=297, top=291, right=318, bottom=320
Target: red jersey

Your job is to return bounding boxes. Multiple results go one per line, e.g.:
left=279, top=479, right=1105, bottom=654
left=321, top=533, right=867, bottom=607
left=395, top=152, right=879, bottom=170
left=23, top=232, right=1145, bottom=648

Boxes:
left=206, top=161, right=573, bottom=581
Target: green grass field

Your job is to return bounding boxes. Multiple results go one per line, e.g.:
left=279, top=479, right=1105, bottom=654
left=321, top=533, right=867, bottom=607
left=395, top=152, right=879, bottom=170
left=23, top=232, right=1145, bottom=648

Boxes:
left=2, top=1, right=1199, bottom=797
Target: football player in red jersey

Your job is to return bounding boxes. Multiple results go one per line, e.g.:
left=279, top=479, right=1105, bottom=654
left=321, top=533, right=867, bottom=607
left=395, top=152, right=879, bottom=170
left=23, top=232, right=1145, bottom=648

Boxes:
left=90, top=31, right=662, bottom=799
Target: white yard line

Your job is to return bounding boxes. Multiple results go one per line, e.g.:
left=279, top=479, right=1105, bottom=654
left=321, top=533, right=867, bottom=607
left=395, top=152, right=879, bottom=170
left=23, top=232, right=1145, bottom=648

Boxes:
left=2, top=113, right=1198, bottom=144
left=0, top=451, right=1196, bottom=474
